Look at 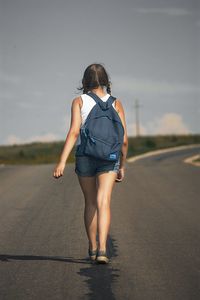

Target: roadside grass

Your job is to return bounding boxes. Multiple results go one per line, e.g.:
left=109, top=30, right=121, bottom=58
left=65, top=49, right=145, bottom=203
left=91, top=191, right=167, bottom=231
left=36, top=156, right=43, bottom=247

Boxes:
left=0, top=134, right=200, bottom=165
left=127, top=134, right=200, bottom=157
left=193, top=156, right=200, bottom=163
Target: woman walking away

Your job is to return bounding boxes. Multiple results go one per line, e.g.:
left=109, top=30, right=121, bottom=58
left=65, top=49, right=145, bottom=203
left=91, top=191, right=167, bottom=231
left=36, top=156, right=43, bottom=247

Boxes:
left=53, top=63, right=128, bottom=264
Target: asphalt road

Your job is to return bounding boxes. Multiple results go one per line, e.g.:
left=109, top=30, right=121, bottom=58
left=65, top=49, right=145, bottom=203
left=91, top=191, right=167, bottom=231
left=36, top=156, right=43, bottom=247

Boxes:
left=0, top=146, right=200, bottom=300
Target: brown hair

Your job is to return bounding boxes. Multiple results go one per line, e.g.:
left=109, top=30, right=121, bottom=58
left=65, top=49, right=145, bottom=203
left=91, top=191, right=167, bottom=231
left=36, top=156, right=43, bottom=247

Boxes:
left=78, top=63, right=111, bottom=94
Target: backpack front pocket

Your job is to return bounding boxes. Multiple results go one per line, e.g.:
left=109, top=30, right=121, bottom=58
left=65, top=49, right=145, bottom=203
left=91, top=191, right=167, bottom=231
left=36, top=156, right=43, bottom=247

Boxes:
left=84, top=136, right=119, bottom=161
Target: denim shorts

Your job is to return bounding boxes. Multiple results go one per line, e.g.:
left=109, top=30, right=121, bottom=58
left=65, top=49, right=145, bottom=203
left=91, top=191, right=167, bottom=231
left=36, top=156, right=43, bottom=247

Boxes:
left=75, top=155, right=120, bottom=177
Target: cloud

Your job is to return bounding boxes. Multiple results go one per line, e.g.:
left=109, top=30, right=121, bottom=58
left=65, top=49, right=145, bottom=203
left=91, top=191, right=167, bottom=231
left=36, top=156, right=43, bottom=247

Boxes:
left=127, top=113, right=191, bottom=136
left=4, top=133, right=60, bottom=145
left=146, top=113, right=191, bottom=135
left=127, top=122, right=147, bottom=136
left=134, top=7, right=194, bottom=17
left=113, top=76, right=200, bottom=96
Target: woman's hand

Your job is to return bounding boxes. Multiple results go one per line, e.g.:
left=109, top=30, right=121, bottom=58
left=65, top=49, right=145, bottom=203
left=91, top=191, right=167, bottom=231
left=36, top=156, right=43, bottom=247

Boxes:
left=53, top=162, right=66, bottom=179
left=115, top=167, right=125, bottom=182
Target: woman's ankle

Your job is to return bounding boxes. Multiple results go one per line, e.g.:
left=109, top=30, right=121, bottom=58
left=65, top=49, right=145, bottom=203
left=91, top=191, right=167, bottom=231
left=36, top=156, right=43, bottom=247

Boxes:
left=89, top=242, right=97, bottom=251
left=98, top=245, right=106, bottom=252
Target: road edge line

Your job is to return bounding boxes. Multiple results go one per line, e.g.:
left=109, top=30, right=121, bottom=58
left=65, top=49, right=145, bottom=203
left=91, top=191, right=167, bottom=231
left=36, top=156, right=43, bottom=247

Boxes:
left=183, top=154, right=200, bottom=167
left=127, top=144, right=200, bottom=163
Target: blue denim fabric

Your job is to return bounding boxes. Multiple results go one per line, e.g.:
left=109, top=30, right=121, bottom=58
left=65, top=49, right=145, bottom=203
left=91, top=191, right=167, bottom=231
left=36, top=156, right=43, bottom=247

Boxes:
left=75, top=155, right=120, bottom=177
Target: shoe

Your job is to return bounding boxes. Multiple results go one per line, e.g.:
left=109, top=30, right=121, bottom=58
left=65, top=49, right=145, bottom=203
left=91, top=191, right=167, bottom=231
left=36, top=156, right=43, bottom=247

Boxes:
left=96, top=250, right=109, bottom=264
left=88, top=248, right=97, bottom=261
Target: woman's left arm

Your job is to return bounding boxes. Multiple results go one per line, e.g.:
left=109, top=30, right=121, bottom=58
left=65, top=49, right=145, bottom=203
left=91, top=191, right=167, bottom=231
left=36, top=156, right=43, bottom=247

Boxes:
left=115, top=99, right=128, bottom=168
left=53, top=97, right=81, bottom=178
left=115, top=99, right=128, bottom=182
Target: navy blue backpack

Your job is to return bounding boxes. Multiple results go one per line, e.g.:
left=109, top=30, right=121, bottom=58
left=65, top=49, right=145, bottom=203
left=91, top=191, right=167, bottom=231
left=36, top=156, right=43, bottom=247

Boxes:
left=75, top=91, right=124, bottom=161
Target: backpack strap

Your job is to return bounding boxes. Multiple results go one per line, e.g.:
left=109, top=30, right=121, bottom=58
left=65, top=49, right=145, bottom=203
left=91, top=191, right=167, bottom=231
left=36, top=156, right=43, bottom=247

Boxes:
left=87, top=92, right=116, bottom=110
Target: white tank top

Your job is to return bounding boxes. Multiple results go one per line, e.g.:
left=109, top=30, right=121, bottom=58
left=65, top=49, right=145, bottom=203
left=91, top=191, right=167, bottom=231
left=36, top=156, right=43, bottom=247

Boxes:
left=76, top=93, right=116, bottom=146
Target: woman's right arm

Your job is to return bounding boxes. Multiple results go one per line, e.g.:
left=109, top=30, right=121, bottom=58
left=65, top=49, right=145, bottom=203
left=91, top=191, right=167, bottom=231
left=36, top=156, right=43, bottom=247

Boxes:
left=53, top=97, right=82, bottom=179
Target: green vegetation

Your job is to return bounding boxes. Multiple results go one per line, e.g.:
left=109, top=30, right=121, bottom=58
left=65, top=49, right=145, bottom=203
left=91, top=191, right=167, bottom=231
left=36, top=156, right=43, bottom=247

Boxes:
left=0, top=134, right=200, bottom=165
left=127, top=134, right=200, bottom=157
left=193, top=156, right=200, bottom=163
left=0, top=140, right=75, bottom=165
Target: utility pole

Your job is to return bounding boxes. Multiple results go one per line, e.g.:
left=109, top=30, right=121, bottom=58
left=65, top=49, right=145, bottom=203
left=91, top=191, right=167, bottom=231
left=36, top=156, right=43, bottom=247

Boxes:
left=134, top=99, right=141, bottom=137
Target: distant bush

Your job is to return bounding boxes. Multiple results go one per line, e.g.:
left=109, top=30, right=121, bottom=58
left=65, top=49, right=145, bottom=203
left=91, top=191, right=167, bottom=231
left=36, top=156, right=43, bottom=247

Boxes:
left=0, top=141, right=74, bottom=165
left=144, top=139, right=156, bottom=149
left=127, top=134, right=200, bottom=157
left=18, top=150, right=25, bottom=158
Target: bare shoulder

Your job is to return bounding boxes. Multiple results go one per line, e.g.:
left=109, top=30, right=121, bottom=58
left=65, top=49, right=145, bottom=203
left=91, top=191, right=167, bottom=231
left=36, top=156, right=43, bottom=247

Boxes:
left=115, top=98, right=125, bottom=114
left=72, top=96, right=83, bottom=108
left=115, top=98, right=127, bottom=132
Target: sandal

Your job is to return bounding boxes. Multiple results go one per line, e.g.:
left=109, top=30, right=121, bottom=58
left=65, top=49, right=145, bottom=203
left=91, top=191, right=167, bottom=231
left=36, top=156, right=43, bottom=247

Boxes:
left=96, top=250, right=109, bottom=264
left=88, top=248, right=98, bottom=261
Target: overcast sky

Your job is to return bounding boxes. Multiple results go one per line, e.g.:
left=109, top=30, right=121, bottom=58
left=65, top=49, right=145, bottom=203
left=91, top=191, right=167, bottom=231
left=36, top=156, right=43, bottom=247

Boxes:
left=0, top=0, right=199, bottom=145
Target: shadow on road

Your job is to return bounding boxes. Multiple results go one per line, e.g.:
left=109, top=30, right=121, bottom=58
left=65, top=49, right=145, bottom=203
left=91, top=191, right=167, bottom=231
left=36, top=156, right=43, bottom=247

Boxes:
left=0, top=254, right=89, bottom=264
left=0, top=234, right=120, bottom=300
left=77, top=234, right=120, bottom=300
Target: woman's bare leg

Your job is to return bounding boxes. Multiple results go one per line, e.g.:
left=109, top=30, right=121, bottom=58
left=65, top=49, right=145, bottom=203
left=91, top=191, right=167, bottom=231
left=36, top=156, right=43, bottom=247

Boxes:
left=96, top=171, right=117, bottom=251
left=77, top=176, right=98, bottom=250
